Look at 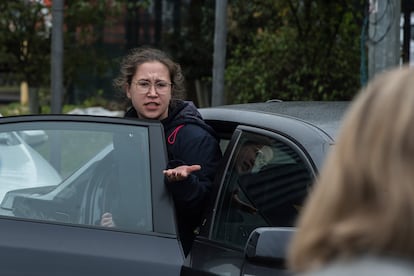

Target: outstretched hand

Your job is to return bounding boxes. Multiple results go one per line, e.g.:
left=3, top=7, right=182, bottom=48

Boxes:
left=163, top=165, right=201, bottom=182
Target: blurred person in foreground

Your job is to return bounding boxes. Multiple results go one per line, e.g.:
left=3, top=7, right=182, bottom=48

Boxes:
left=287, top=66, right=414, bottom=275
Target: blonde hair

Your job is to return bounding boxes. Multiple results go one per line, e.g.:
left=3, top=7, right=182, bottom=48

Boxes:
left=288, top=66, right=414, bottom=272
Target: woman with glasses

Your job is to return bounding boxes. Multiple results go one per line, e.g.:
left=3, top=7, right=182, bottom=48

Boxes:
left=101, top=47, right=222, bottom=256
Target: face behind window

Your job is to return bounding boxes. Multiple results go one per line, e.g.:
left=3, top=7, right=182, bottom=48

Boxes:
left=212, top=132, right=313, bottom=248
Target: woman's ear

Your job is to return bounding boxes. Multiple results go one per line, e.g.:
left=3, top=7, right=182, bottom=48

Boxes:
left=125, top=84, right=132, bottom=99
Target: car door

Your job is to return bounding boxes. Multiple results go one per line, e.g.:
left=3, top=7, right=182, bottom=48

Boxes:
left=0, top=115, right=184, bottom=276
left=190, top=125, right=316, bottom=276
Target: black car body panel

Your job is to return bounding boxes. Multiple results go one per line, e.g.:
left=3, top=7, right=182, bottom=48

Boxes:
left=0, top=218, right=182, bottom=275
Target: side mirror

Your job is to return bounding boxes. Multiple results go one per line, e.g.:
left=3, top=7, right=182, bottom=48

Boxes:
left=244, top=227, right=294, bottom=263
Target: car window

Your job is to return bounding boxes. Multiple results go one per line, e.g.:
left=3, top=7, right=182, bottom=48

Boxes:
left=0, top=121, right=153, bottom=233
left=218, top=139, right=230, bottom=153
left=212, top=131, right=313, bottom=248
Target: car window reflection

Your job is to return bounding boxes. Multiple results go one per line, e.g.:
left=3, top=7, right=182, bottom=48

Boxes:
left=0, top=123, right=153, bottom=234
left=212, top=132, right=313, bottom=248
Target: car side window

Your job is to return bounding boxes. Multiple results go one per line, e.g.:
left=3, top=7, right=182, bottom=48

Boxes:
left=0, top=123, right=153, bottom=233
left=212, top=131, right=313, bottom=248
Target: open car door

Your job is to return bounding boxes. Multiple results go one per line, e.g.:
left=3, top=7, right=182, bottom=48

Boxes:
left=0, top=115, right=184, bottom=275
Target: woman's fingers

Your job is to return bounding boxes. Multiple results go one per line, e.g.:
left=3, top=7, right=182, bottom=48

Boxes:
left=163, top=165, right=202, bottom=181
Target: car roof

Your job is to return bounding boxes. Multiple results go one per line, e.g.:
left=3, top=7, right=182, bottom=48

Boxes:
left=203, top=101, right=349, bottom=139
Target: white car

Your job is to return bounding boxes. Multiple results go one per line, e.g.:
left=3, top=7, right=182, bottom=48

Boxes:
left=0, top=130, right=61, bottom=201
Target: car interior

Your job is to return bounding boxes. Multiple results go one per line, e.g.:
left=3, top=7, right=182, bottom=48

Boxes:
left=211, top=132, right=313, bottom=249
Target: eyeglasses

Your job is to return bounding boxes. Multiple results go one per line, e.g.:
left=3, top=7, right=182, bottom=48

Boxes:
left=132, top=80, right=173, bottom=95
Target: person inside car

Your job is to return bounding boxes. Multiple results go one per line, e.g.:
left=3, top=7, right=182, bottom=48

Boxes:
left=230, top=141, right=274, bottom=214
left=287, top=66, right=414, bottom=275
left=101, top=47, right=222, bottom=256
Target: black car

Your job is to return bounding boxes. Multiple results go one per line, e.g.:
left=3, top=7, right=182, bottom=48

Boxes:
left=0, top=101, right=348, bottom=275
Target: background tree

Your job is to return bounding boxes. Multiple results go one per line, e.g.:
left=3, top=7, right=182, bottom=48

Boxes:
left=163, top=0, right=215, bottom=107
left=163, top=0, right=365, bottom=105
left=0, top=0, right=149, bottom=113
left=63, top=0, right=152, bottom=108
left=0, top=0, right=369, bottom=113
left=0, top=1, right=51, bottom=113
left=223, top=0, right=366, bottom=103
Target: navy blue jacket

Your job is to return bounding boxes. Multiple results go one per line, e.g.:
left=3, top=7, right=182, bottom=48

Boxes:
left=125, top=100, right=222, bottom=256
